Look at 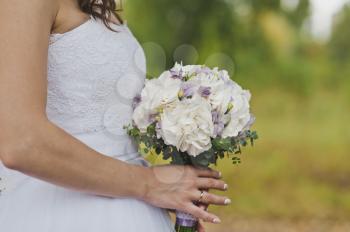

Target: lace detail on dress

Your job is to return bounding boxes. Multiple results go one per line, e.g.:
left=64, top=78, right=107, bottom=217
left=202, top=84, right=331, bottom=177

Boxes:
left=46, top=16, right=146, bottom=135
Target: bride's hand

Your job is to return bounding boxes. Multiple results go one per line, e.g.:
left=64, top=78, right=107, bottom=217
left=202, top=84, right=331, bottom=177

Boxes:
left=198, top=216, right=207, bottom=232
left=141, top=165, right=230, bottom=224
left=198, top=194, right=209, bottom=232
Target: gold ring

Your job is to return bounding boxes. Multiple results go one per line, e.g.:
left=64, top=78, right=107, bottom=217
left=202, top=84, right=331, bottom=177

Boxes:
left=198, top=190, right=205, bottom=203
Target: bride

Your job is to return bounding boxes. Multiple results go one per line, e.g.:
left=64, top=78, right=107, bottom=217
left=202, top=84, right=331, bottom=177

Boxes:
left=0, top=0, right=231, bottom=231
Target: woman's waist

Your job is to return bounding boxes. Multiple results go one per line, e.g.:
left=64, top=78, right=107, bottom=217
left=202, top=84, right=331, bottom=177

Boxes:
left=70, top=129, right=141, bottom=162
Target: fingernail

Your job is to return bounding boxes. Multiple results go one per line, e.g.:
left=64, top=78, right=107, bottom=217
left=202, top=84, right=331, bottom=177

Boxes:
left=224, top=184, right=228, bottom=190
left=213, top=218, right=221, bottom=224
left=218, top=172, right=222, bottom=178
left=224, top=198, right=231, bottom=205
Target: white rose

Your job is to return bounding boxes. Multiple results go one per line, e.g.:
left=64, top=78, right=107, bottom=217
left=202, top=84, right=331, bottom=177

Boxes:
left=159, top=95, right=214, bottom=157
left=132, top=73, right=182, bottom=132
left=221, top=83, right=252, bottom=138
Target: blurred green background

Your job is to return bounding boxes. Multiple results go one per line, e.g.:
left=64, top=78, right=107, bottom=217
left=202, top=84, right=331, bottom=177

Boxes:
left=123, top=0, right=350, bottom=231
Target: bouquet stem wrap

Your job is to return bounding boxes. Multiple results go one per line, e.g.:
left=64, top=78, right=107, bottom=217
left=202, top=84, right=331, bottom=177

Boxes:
left=175, top=210, right=198, bottom=232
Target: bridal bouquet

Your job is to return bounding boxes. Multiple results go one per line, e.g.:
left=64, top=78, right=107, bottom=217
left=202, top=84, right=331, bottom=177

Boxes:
left=125, top=63, right=258, bottom=231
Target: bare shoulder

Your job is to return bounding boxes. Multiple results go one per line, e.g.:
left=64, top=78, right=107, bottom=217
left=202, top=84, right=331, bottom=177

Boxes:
left=0, top=0, right=59, bottom=15
left=0, top=0, right=59, bottom=34
left=0, top=0, right=60, bottom=124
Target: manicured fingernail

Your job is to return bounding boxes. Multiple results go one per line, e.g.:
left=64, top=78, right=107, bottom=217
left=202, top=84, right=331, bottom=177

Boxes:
left=224, top=184, right=228, bottom=190
left=213, top=218, right=221, bottom=224
left=224, top=198, right=231, bottom=205
left=218, top=172, right=222, bottom=178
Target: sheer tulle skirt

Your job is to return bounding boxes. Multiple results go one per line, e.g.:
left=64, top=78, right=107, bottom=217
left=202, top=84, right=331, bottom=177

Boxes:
left=0, top=157, right=174, bottom=232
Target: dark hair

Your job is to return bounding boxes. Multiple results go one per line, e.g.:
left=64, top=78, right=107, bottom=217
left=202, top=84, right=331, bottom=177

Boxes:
left=78, top=0, right=123, bottom=31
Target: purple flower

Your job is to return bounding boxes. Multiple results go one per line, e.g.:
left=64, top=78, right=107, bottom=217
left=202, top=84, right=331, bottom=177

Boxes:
left=156, top=121, right=162, bottom=129
left=181, top=83, right=196, bottom=97
left=212, top=111, right=219, bottom=122
left=198, top=86, right=211, bottom=97
left=199, top=66, right=212, bottom=75
left=170, top=68, right=184, bottom=80
left=132, top=94, right=142, bottom=110
left=212, top=111, right=225, bottom=137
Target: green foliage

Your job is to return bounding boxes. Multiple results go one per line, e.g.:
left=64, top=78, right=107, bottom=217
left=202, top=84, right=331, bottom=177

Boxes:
left=248, top=0, right=281, bottom=12
left=286, top=0, right=310, bottom=28
left=212, top=137, right=233, bottom=151
left=329, top=4, right=350, bottom=64
left=126, top=123, right=258, bottom=168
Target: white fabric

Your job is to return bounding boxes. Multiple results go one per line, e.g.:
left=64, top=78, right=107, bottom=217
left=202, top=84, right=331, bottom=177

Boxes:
left=0, top=15, right=174, bottom=231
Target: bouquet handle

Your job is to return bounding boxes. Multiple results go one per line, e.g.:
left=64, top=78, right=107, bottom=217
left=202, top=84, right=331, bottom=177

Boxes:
left=175, top=210, right=198, bottom=232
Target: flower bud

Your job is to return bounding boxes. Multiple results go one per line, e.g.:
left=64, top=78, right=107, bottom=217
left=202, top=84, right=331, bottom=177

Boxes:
left=155, top=115, right=161, bottom=122
left=157, top=107, right=164, bottom=114
left=227, top=102, right=234, bottom=113
left=178, top=89, right=184, bottom=98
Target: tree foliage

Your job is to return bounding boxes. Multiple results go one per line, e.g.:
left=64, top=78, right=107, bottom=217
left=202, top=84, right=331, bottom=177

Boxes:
left=124, top=0, right=348, bottom=92
left=330, top=4, right=350, bottom=64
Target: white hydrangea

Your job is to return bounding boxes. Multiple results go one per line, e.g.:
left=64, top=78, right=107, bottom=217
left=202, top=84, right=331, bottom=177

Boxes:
left=132, top=72, right=181, bottom=132
left=221, top=82, right=252, bottom=138
left=159, top=95, right=214, bottom=157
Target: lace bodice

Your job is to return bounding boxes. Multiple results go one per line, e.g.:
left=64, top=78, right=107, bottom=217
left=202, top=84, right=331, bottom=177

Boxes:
left=47, top=15, right=146, bottom=137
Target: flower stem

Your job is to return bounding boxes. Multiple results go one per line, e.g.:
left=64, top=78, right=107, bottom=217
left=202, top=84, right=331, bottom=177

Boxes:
left=175, top=223, right=197, bottom=232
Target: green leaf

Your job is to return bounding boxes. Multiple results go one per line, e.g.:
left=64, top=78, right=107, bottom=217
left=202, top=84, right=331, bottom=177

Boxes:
left=190, top=150, right=215, bottom=168
left=217, top=151, right=225, bottom=159
left=235, top=146, right=242, bottom=154
left=240, top=140, right=248, bottom=147
left=232, top=157, right=241, bottom=164
left=193, top=156, right=210, bottom=167
left=163, top=146, right=173, bottom=160
left=147, top=124, right=156, bottom=135
left=171, top=150, right=187, bottom=165
left=250, top=137, right=254, bottom=146
left=251, top=131, right=258, bottom=140
left=155, top=146, right=162, bottom=155
left=212, top=137, right=232, bottom=151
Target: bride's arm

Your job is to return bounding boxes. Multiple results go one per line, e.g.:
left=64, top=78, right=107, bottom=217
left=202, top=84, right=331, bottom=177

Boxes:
left=0, top=0, right=146, bottom=200
left=0, top=0, right=229, bottom=224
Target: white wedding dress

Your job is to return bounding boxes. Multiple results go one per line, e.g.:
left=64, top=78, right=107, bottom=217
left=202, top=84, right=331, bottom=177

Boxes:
left=0, top=15, right=174, bottom=231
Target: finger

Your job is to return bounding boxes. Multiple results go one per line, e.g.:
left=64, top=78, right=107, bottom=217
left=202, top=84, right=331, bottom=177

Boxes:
left=195, top=167, right=221, bottom=179
left=186, top=203, right=221, bottom=224
left=191, top=191, right=231, bottom=206
left=198, top=203, right=208, bottom=211
left=198, top=220, right=206, bottom=232
left=197, top=205, right=207, bottom=232
left=197, top=178, right=228, bottom=191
